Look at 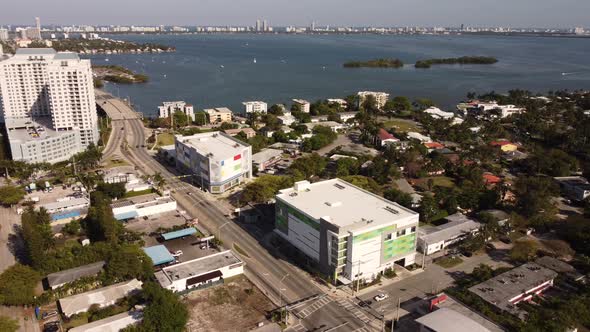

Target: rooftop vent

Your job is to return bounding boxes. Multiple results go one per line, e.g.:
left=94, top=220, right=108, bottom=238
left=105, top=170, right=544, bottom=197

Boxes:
left=325, top=201, right=342, bottom=207
left=334, top=183, right=346, bottom=190
left=294, top=180, right=311, bottom=192
left=384, top=206, right=399, bottom=214
left=289, top=192, right=298, bottom=197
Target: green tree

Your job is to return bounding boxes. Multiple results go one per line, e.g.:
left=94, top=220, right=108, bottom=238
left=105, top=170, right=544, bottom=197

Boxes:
left=335, top=158, right=360, bottom=177
left=0, top=185, right=25, bottom=206
left=21, top=208, right=54, bottom=269
left=0, top=264, right=41, bottom=305
left=383, top=188, right=413, bottom=209
left=289, top=153, right=328, bottom=178
left=0, top=316, right=19, bottom=332
left=340, top=176, right=382, bottom=194
left=172, top=110, right=189, bottom=128
left=83, top=191, right=122, bottom=243
left=105, top=244, right=153, bottom=282
left=418, top=193, right=441, bottom=222
left=241, top=175, right=293, bottom=204
left=510, top=240, right=539, bottom=263
left=139, top=282, right=188, bottom=332
left=96, top=182, right=126, bottom=199
left=62, top=220, right=81, bottom=235
left=73, top=143, right=103, bottom=170
left=514, top=176, right=558, bottom=217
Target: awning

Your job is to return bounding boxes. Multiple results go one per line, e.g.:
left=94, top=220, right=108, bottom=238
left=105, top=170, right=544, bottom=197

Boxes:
left=337, top=275, right=353, bottom=285
left=114, top=210, right=139, bottom=221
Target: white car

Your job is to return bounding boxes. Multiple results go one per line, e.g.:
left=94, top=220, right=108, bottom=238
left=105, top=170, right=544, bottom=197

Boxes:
left=374, top=293, right=389, bottom=302
left=171, top=250, right=183, bottom=257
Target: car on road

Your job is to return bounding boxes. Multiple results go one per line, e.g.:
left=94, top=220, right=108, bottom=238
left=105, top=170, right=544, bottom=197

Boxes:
left=374, top=293, right=389, bottom=302
left=359, top=300, right=372, bottom=307
left=171, top=250, right=183, bottom=257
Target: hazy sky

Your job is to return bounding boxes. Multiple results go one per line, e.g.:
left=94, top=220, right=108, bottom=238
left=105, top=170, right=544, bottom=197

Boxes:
left=2, top=0, right=589, bottom=28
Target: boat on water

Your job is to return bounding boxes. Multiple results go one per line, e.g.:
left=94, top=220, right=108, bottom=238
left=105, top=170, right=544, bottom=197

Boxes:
left=220, top=65, right=225, bottom=68
left=253, top=58, right=257, bottom=64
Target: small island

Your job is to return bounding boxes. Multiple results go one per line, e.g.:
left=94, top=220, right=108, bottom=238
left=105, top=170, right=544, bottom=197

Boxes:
left=44, top=38, right=175, bottom=55
left=343, top=58, right=404, bottom=68
left=415, top=56, right=498, bottom=68
left=92, top=65, right=149, bottom=86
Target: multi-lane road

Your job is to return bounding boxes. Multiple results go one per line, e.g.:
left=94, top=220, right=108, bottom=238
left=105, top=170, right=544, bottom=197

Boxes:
left=98, top=91, right=371, bottom=331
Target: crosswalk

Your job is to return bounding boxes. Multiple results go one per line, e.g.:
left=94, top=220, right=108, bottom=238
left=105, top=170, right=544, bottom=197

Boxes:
left=296, top=296, right=332, bottom=318
left=335, top=299, right=372, bottom=325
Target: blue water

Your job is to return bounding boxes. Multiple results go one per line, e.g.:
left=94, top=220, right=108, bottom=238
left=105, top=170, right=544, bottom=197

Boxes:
left=88, top=34, right=590, bottom=117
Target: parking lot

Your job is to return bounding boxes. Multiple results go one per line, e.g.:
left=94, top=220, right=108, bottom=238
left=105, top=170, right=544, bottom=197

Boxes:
left=25, top=184, right=85, bottom=206
left=143, top=232, right=219, bottom=263
left=124, top=210, right=191, bottom=234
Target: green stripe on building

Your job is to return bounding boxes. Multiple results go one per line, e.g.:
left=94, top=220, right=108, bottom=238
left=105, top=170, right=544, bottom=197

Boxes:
left=353, top=224, right=397, bottom=243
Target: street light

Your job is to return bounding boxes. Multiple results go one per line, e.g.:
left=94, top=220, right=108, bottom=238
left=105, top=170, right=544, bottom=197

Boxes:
left=279, top=273, right=290, bottom=325
left=217, top=221, right=230, bottom=239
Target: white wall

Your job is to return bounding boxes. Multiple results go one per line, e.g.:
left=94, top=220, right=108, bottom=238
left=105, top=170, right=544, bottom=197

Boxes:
left=136, top=200, right=177, bottom=217
left=346, top=236, right=383, bottom=281
left=285, top=214, right=320, bottom=261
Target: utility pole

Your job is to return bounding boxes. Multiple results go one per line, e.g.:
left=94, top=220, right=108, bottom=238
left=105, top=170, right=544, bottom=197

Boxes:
left=421, top=242, right=427, bottom=270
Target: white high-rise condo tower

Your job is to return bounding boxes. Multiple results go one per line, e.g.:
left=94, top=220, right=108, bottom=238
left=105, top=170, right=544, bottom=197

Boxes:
left=0, top=48, right=99, bottom=163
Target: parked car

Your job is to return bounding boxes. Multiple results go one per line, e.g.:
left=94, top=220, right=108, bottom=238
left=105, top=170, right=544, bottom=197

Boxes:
left=42, top=310, right=58, bottom=320
left=43, top=321, right=60, bottom=332
left=171, top=250, right=183, bottom=257
left=374, top=293, right=389, bottom=302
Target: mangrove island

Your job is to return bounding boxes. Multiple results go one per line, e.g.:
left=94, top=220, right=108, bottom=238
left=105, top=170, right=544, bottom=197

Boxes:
left=92, top=65, right=149, bottom=86
left=415, top=56, right=498, bottom=68
left=343, top=58, right=404, bottom=68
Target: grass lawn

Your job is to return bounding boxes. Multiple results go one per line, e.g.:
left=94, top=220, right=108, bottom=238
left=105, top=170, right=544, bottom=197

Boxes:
left=435, top=256, right=464, bottom=268
left=102, top=158, right=129, bottom=168
left=415, top=176, right=455, bottom=191
left=382, top=118, right=420, bottom=133
left=156, top=132, right=175, bottom=147
left=124, top=188, right=155, bottom=198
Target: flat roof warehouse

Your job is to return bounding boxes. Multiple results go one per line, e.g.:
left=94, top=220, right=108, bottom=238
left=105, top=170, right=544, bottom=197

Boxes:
left=176, top=132, right=249, bottom=161
left=277, top=179, right=417, bottom=231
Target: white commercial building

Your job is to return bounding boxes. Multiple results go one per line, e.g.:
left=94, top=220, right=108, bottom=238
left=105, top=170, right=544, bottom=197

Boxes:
left=277, top=112, right=297, bottom=126
left=58, top=279, right=143, bottom=317
left=252, top=148, right=283, bottom=172
left=423, top=107, right=455, bottom=120
left=292, top=99, right=311, bottom=113
left=69, top=311, right=143, bottom=332
left=243, top=101, right=268, bottom=114
left=111, top=193, right=177, bottom=221
left=175, top=131, right=252, bottom=194
left=0, top=48, right=99, bottom=163
left=407, top=132, right=433, bottom=143
left=39, top=197, right=90, bottom=215
left=304, top=121, right=347, bottom=133
left=357, top=91, right=389, bottom=109
left=275, top=179, right=419, bottom=283
left=103, top=172, right=152, bottom=193
left=327, top=99, right=348, bottom=108
left=158, top=101, right=195, bottom=121
left=417, top=213, right=481, bottom=255
left=155, top=250, right=244, bottom=292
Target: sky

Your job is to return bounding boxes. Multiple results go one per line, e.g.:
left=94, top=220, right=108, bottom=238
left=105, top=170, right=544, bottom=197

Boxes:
left=2, top=0, right=589, bottom=28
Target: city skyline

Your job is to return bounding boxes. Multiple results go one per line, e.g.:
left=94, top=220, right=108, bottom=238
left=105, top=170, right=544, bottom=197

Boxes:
left=1, top=0, right=589, bottom=28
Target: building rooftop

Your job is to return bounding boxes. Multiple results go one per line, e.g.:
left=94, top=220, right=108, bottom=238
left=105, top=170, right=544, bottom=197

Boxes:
left=535, top=256, right=584, bottom=281
left=59, top=279, right=143, bottom=317
left=110, top=193, right=169, bottom=209
left=46, top=261, right=105, bottom=288
left=276, top=179, right=418, bottom=232
left=415, top=308, right=491, bottom=332
left=69, top=310, right=143, bottom=332
left=292, top=99, right=310, bottom=104
left=378, top=128, right=396, bottom=141
left=40, top=197, right=90, bottom=212
left=15, top=48, right=56, bottom=56
left=53, top=52, right=80, bottom=60
left=204, top=107, right=232, bottom=114
left=418, top=213, right=481, bottom=244
left=143, top=245, right=175, bottom=266
left=155, top=250, right=243, bottom=288
left=161, top=227, right=197, bottom=241
left=432, top=294, right=504, bottom=332
left=252, top=149, right=283, bottom=165
left=468, top=262, right=558, bottom=315
left=175, top=132, right=249, bottom=161
left=555, top=176, right=590, bottom=188
left=6, top=117, right=75, bottom=140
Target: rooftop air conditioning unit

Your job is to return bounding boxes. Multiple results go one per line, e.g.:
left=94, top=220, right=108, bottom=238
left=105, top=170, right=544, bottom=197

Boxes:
left=294, top=180, right=311, bottom=192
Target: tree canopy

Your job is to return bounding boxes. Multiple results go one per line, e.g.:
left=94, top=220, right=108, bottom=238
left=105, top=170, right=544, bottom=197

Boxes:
left=0, top=185, right=25, bottom=206
left=0, top=264, right=41, bottom=305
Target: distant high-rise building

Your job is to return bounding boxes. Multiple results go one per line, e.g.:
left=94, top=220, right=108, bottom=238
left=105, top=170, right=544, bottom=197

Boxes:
left=311, top=21, right=316, bottom=31
left=255, top=20, right=262, bottom=32
left=262, top=20, right=268, bottom=32
left=0, top=48, right=99, bottom=163
left=34, top=16, right=42, bottom=40
left=0, top=28, right=8, bottom=41
left=460, top=24, right=464, bottom=31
